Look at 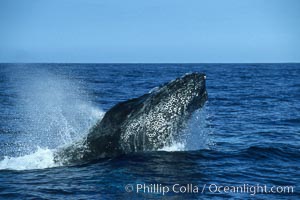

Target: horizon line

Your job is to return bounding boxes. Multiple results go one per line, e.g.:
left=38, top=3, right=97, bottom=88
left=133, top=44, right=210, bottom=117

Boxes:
left=1, top=62, right=300, bottom=64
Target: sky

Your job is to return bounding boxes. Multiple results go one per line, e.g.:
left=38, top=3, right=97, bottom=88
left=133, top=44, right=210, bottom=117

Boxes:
left=0, top=0, right=299, bottom=63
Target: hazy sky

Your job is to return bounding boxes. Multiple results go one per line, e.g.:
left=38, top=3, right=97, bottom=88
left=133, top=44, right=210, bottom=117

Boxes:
left=0, top=0, right=299, bottom=63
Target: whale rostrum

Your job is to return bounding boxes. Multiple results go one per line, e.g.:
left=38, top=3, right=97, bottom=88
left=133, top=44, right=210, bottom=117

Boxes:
left=54, top=73, right=208, bottom=164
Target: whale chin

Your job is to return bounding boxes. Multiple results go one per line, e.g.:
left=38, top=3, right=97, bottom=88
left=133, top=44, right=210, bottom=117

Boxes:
left=54, top=72, right=208, bottom=164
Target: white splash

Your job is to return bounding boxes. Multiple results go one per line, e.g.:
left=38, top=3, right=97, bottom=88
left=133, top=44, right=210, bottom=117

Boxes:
left=0, top=147, right=59, bottom=170
left=0, top=66, right=104, bottom=170
left=184, top=107, right=213, bottom=150
left=159, top=142, right=185, bottom=151
left=159, top=107, right=213, bottom=152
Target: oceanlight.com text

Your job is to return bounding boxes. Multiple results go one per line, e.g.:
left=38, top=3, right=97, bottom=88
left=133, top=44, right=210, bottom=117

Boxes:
left=124, top=183, right=295, bottom=196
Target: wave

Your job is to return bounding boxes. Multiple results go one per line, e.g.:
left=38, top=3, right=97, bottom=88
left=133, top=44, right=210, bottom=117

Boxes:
left=241, top=145, right=300, bottom=161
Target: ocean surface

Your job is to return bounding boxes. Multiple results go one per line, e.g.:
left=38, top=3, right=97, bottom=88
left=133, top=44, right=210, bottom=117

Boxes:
left=0, top=63, right=299, bottom=199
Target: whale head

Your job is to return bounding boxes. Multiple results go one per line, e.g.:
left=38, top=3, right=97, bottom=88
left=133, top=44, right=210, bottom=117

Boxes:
left=55, top=72, right=208, bottom=164
left=120, top=72, right=208, bottom=151
left=151, top=72, right=207, bottom=112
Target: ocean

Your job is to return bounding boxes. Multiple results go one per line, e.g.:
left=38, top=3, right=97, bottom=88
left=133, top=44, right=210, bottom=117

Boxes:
left=0, top=63, right=299, bottom=199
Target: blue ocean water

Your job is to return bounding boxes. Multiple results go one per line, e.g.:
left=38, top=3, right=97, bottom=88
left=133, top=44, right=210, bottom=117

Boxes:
left=0, top=63, right=299, bottom=199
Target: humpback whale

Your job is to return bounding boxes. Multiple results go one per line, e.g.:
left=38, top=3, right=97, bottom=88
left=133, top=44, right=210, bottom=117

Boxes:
left=54, top=73, right=207, bottom=164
